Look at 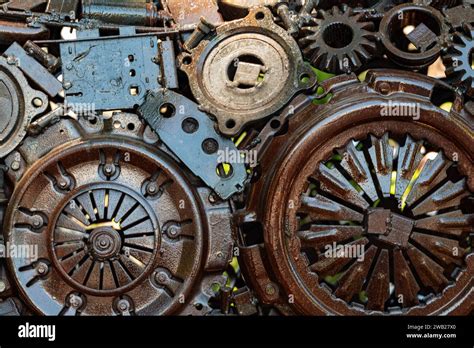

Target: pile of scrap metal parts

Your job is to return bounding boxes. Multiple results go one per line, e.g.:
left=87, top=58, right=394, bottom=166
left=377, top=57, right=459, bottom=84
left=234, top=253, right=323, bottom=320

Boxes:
left=0, top=0, right=472, bottom=316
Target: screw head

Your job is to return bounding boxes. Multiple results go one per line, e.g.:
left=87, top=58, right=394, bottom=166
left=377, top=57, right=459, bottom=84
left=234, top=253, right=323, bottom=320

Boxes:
left=10, top=161, right=20, bottom=171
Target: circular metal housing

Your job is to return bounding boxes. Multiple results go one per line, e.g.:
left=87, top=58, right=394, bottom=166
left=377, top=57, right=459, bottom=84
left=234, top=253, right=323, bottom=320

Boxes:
left=4, top=116, right=234, bottom=316
left=179, top=6, right=316, bottom=136
left=0, top=57, right=47, bottom=158
left=239, top=70, right=473, bottom=315
left=379, top=4, right=447, bottom=69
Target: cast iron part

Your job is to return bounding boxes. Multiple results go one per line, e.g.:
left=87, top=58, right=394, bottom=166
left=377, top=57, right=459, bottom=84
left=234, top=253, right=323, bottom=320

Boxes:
left=237, top=70, right=473, bottom=315
left=0, top=56, right=48, bottom=158
left=3, top=114, right=233, bottom=315
left=299, top=5, right=378, bottom=74
left=179, top=6, right=317, bottom=136
left=379, top=4, right=447, bottom=69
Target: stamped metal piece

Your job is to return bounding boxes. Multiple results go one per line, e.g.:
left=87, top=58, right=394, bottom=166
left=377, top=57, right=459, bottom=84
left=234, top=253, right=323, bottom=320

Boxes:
left=179, top=6, right=317, bottom=136
left=60, top=30, right=161, bottom=110
left=139, top=90, right=248, bottom=199
left=5, top=42, right=62, bottom=97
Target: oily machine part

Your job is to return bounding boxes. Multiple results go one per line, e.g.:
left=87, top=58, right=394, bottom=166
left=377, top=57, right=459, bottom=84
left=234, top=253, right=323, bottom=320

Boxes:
left=0, top=57, right=48, bottom=158
left=2, top=114, right=234, bottom=315
left=237, top=70, right=473, bottom=315
left=179, top=6, right=316, bottom=136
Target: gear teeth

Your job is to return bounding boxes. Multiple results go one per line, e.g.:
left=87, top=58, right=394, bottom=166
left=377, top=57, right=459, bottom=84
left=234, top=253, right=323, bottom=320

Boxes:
left=442, top=29, right=474, bottom=94
left=298, top=6, right=377, bottom=74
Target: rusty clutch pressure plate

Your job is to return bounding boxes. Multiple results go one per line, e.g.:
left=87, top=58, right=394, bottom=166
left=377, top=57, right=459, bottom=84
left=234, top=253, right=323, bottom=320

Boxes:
left=0, top=0, right=472, bottom=320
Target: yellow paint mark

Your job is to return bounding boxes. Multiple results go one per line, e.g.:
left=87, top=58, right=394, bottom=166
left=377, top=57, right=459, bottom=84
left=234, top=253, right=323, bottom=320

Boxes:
left=440, top=102, right=453, bottom=112
left=390, top=171, right=397, bottom=195
left=85, top=219, right=121, bottom=231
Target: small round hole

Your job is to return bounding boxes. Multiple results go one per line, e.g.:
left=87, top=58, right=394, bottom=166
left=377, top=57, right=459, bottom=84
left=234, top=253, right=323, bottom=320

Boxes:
left=202, top=138, right=219, bottom=154
left=159, top=103, right=176, bottom=118
left=255, top=12, right=265, bottom=20
left=182, top=56, right=192, bottom=65
left=127, top=123, right=135, bottom=131
left=216, top=163, right=233, bottom=179
left=128, top=54, right=135, bottom=62
left=300, top=74, right=311, bottom=84
left=270, top=119, right=281, bottom=129
left=89, top=117, right=98, bottom=125
left=129, top=69, right=136, bottom=77
left=225, top=119, right=236, bottom=129
left=182, top=117, right=199, bottom=134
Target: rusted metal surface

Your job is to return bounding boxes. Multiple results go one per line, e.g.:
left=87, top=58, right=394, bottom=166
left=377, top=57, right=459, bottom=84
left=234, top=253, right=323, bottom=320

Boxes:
left=179, top=6, right=316, bottom=136
left=239, top=70, right=474, bottom=315
left=3, top=115, right=234, bottom=315
left=164, top=0, right=223, bottom=26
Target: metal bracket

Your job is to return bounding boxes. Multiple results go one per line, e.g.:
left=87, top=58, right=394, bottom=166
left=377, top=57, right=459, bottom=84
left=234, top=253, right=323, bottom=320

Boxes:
left=139, top=90, right=248, bottom=199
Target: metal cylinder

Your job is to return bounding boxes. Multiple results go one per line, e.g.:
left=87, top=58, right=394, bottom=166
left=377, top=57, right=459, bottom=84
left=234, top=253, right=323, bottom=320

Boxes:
left=82, top=0, right=164, bottom=26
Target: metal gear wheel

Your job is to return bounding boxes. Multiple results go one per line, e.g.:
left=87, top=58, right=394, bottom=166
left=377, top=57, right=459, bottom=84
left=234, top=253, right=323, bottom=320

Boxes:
left=237, top=70, right=473, bottom=315
left=443, top=29, right=474, bottom=96
left=299, top=6, right=377, bottom=74
left=2, top=114, right=234, bottom=316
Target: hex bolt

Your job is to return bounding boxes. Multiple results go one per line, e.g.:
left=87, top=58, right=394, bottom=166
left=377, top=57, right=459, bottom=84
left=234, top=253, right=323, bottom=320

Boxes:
left=155, top=271, right=168, bottom=284
left=168, top=225, right=179, bottom=237
left=69, top=294, right=83, bottom=308
left=31, top=214, right=44, bottom=229
left=103, top=164, right=116, bottom=177
left=184, top=17, right=216, bottom=51
left=36, top=262, right=49, bottom=276
left=117, top=299, right=130, bottom=312
left=146, top=182, right=158, bottom=195
left=10, top=161, right=20, bottom=171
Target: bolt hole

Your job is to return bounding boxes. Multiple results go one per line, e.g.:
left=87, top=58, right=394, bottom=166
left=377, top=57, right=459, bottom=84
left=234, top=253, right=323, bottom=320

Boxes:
left=89, top=116, right=98, bottom=125
left=270, top=119, right=281, bottom=129
left=159, top=103, right=176, bottom=118
left=195, top=303, right=203, bottom=311
left=129, top=69, right=136, bottom=77
left=182, top=117, right=199, bottom=134
left=128, top=54, right=135, bottom=62
left=255, top=11, right=265, bottom=20
left=300, top=73, right=311, bottom=84
left=182, top=56, right=192, bottom=65
left=127, top=123, right=135, bottom=131
left=217, top=163, right=233, bottom=178
left=202, top=138, right=219, bottom=154
left=225, top=119, right=236, bottom=129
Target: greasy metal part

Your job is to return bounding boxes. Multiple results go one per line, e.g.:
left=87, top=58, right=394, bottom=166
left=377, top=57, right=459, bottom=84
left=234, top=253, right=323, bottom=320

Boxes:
left=179, top=6, right=317, bottom=136
left=139, top=89, right=248, bottom=200
left=82, top=0, right=173, bottom=27
left=238, top=70, right=474, bottom=315
left=3, top=114, right=233, bottom=315
left=299, top=6, right=377, bottom=74
left=379, top=4, right=447, bottom=69
left=218, top=0, right=279, bottom=20
left=59, top=30, right=161, bottom=110
left=183, top=17, right=215, bottom=51
left=443, top=4, right=474, bottom=29
left=443, top=29, right=474, bottom=96
left=0, top=19, right=49, bottom=45
left=164, top=0, right=224, bottom=26
left=4, top=42, right=62, bottom=97
left=4, top=0, right=47, bottom=12
left=0, top=56, right=48, bottom=158
left=24, top=40, right=60, bottom=73
left=46, top=0, right=80, bottom=17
